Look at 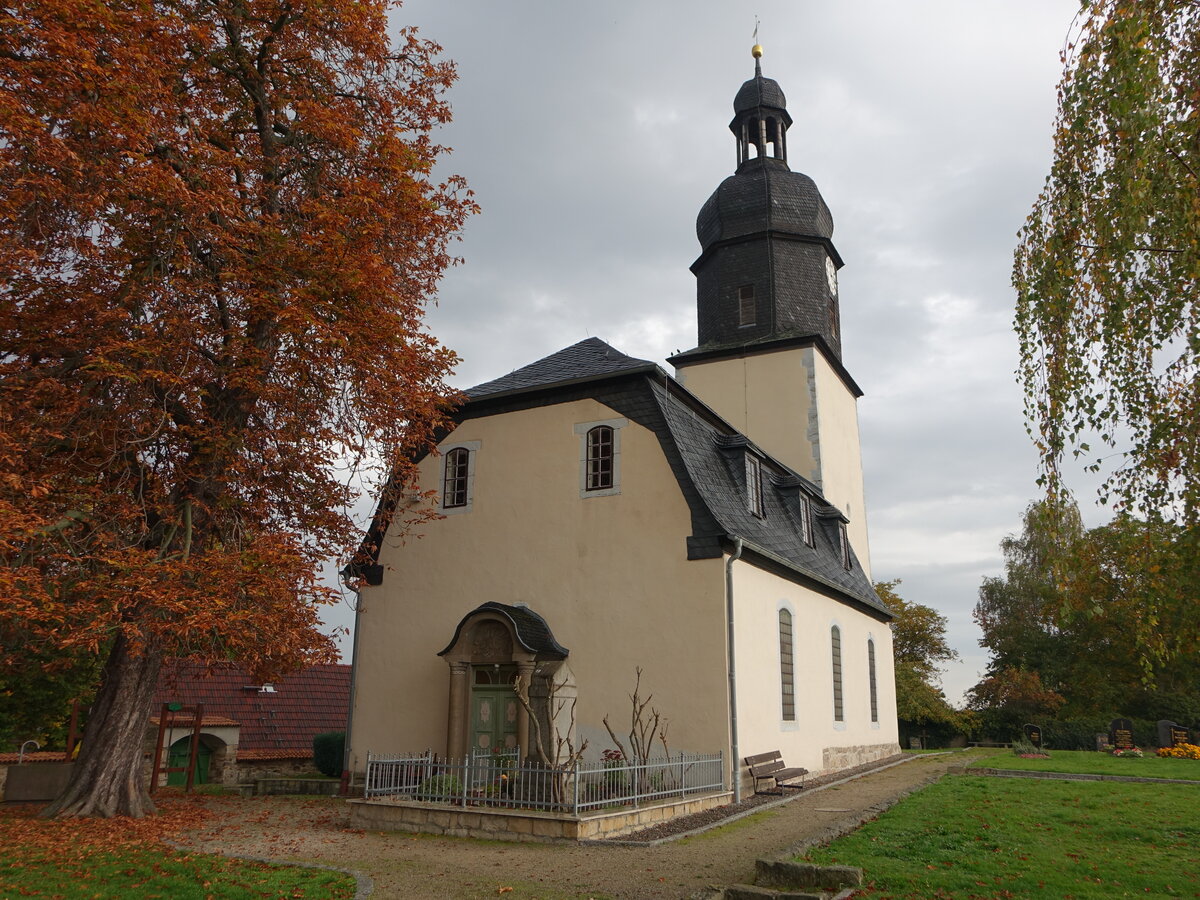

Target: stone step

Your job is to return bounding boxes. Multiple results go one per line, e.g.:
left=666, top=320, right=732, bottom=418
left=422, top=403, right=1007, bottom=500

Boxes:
left=755, top=859, right=862, bottom=893
left=722, top=884, right=827, bottom=899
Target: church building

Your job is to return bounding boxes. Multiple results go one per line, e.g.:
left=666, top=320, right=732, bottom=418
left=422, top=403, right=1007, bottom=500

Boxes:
left=346, top=48, right=900, bottom=795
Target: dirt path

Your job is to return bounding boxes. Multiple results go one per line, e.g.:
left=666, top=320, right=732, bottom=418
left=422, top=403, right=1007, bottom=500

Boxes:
left=180, top=751, right=989, bottom=899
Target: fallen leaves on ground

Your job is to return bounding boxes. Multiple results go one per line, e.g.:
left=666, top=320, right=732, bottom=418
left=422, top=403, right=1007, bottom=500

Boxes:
left=0, top=794, right=211, bottom=868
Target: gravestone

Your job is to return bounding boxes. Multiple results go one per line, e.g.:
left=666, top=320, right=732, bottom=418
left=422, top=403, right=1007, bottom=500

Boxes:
left=1109, top=717, right=1135, bottom=750
left=1157, top=719, right=1190, bottom=748
left=1022, top=723, right=1043, bottom=750
left=1095, top=733, right=1111, bottom=752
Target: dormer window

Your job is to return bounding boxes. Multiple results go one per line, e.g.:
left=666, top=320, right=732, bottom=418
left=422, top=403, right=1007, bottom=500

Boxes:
left=838, top=522, right=852, bottom=570
left=799, top=495, right=813, bottom=547
left=746, top=455, right=765, bottom=518
left=738, top=285, right=755, bottom=326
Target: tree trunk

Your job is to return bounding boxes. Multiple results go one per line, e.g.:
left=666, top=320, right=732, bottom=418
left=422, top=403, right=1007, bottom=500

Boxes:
left=42, top=634, right=163, bottom=818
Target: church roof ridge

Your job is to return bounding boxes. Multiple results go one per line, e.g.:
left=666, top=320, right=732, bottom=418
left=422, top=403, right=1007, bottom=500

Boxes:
left=465, top=337, right=659, bottom=402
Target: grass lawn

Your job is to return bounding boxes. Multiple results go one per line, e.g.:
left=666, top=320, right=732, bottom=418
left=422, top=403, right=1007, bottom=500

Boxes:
left=0, top=800, right=355, bottom=899
left=802, top=776, right=1198, bottom=899
left=981, top=749, right=1200, bottom=780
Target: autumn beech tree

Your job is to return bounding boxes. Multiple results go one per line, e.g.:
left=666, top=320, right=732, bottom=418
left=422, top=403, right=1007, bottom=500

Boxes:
left=0, top=0, right=474, bottom=817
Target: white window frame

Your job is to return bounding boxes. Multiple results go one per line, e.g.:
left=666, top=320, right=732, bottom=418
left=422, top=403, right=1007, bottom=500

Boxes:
left=575, top=418, right=626, bottom=498
left=439, top=440, right=480, bottom=514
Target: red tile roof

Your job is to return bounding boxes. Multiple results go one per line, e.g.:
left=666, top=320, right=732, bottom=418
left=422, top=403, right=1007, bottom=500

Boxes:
left=235, top=748, right=314, bottom=760
left=149, top=714, right=240, bottom=728
left=151, top=660, right=350, bottom=756
left=0, top=751, right=69, bottom=765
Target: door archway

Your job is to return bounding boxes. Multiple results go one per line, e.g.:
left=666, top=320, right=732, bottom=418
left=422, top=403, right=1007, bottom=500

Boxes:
left=438, top=603, right=568, bottom=761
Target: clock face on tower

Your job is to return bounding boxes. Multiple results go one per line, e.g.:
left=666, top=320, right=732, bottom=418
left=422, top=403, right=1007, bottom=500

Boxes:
left=825, top=255, right=838, bottom=295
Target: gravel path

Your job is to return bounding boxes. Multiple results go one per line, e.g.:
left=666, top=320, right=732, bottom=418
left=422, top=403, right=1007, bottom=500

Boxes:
left=179, top=750, right=991, bottom=899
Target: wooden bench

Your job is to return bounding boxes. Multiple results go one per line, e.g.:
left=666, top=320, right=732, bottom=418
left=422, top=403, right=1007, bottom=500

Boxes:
left=744, top=750, right=808, bottom=793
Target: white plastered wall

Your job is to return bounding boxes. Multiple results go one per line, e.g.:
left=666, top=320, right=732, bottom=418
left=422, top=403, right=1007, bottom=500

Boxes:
left=730, top=559, right=899, bottom=777
left=811, top=352, right=870, bottom=577
left=674, top=350, right=819, bottom=484
left=348, top=397, right=729, bottom=771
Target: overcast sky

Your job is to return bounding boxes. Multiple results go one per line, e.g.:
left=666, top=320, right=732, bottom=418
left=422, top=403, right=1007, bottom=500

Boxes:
left=322, top=1, right=1103, bottom=706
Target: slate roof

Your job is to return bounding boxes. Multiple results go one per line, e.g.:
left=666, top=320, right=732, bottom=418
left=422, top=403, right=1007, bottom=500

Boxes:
left=151, top=660, right=351, bottom=757
left=696, top=158, right=834, bottom=249
left=466, top=337, right=658, bottom=401
left=648, top=383, right=885, bottom=613
left=733, top=65, right=789, bottom=114
left=447, top=339, right=888, bottom=618
left=440, top=602, right=569, bottom=660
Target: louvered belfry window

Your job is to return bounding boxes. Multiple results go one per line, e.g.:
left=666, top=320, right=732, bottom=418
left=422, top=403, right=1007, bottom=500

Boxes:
left=738, top=284, right=755, bottom=326
left=586, top=426, right=614, bottom=491
left=779, top=609, right=795, bottom=721
left=443, top=447, right=470, bottom=509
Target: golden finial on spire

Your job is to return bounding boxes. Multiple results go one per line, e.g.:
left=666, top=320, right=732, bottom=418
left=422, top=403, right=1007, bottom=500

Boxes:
left=752, top=16, right=763, bottom=59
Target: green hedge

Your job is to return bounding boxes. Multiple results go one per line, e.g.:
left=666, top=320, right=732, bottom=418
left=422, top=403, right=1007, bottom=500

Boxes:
left=312, top=731, right=345, bottom=778
left=1019, top=718, right=1160, bottom=751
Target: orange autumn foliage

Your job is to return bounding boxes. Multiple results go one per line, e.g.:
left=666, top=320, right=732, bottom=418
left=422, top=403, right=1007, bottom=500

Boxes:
left=0, top=796, right=210, bottom=860
left=0, top=0, right=475, bottom=816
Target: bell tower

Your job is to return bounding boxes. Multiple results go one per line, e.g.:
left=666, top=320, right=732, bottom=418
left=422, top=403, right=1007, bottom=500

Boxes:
left=670, top=45, right=871, bottom=574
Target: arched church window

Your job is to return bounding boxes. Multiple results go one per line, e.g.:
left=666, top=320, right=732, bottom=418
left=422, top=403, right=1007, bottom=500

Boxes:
left=586, top=426, right=614, bottom=491
left=831, top=625, right=844, bottom=722
left=868, top=638, right=878, bottom=723
left=779, top=609, right=795, bottom=721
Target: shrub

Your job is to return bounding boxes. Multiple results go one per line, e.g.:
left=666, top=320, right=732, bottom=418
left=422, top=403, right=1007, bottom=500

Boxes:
left=1038, top=717, right=1158, bottom=751
left=1011, top=738, right=1049, bottom=758
left=312, top=731, right=345, bottom=778
left=415, top=774, right=463, bottom=800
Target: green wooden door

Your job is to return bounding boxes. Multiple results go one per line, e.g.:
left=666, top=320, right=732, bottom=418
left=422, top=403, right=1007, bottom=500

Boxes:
left=470, top=665, right=518, bottom=754
left=166, top=736, right=211, bottom=786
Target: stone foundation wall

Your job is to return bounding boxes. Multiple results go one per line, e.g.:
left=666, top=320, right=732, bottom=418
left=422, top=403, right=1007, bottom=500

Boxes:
left=822, top=742, right=900, bottom=772
left=141, top=752, right=317, bottom=788
left=349, top=791, right=732, bottom=843
left=235, top=758, right=318, bottom=783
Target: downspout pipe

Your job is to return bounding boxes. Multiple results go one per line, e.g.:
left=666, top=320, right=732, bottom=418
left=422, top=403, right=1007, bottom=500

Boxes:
left=725, top=536, right=744, bottom=803
left=340, top=581, right=365, bottom=796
